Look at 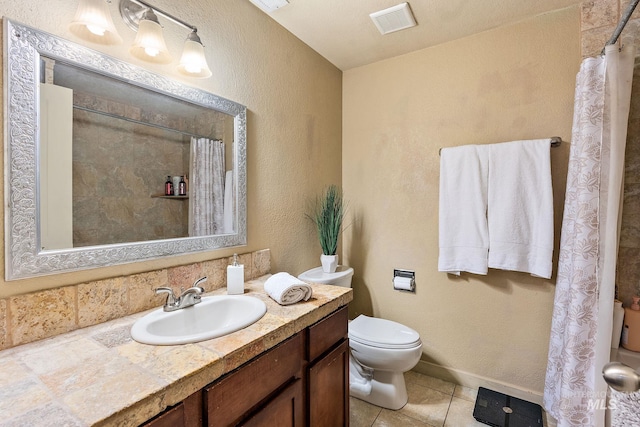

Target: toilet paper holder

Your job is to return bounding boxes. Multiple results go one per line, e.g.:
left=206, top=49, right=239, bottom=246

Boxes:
left=393, top=269, right=415, bottom=293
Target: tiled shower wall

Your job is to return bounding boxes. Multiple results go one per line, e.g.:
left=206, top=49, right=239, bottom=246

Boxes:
left=0, top=249, right=271, bottom=351
left=71, top=89, right=230, bottom=246
left=73, top=106, right=190, bottom=246
left=618, top=63, right=640, bottom=307
left=581, top=0, right=640, bottom=309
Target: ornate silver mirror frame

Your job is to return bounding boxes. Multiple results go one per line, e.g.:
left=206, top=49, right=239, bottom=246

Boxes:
left=3, top=19, right=247, bottom=280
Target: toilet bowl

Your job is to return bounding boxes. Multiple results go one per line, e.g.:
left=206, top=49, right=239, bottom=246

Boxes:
left=298, top=265, right=423, bottom=410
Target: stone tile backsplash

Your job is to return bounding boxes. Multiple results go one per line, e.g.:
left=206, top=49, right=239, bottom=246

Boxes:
left=0, top=249, right=271, bottom=350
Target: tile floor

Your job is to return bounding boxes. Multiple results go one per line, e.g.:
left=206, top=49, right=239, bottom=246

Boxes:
left=350, top=371, right=556, bottom=427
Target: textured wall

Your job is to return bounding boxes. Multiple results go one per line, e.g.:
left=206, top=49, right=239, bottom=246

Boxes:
left=0, top=0, right=342, bottom=297
left=342, top=7, right=579, bottom=396
left=584, top=0, right=640, bottom=313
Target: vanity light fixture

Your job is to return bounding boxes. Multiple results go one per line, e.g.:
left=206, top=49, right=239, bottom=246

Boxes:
left=119, top=0, right=212, bottom=78
left=69, top=0, right=123, bottom=45
left=178, top=30, right=213, bottom=78
left=129, top=8, right=172, bottom=63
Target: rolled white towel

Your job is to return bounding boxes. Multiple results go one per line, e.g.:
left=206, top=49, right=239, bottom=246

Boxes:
left=264, top=272, right=313, bottom=305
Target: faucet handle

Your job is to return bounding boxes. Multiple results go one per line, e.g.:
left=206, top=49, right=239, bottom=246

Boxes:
left=193, top=276, right=207, bottom=288
left=182, top=285, right=205, bottom=296
left=155, top=287, right=178, bottom=305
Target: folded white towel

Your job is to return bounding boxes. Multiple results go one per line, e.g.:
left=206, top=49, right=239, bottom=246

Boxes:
left=438, top=145, right=490, bottom=275
left=264, top=272, right=313, bottom=305
left=486, top=139, right=554, bottom=278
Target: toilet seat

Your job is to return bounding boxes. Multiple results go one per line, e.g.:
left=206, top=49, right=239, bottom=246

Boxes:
left=349, top=315, right=421, bottom=349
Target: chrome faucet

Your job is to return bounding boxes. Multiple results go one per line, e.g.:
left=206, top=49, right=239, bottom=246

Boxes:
left=155, top=277, right=207, bottom=312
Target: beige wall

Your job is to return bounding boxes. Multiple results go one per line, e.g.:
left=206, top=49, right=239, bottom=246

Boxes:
left=343, top=7, right=580, bottom=395
left=0, top=0, right=342, bottom=298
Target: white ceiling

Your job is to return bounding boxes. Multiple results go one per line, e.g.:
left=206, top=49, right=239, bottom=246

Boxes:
left=250, top=0, right=583, bottom=70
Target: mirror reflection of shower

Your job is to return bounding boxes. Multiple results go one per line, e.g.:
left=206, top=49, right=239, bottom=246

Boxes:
left=38, top=57, right=235, bottom=249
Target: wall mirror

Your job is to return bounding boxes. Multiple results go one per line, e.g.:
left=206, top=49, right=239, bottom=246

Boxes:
left=3, top=19, right=247, bottom=280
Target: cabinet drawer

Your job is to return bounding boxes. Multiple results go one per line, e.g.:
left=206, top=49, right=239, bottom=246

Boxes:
left=205, top=332, right=303, bottom=427
left=307, top=306, right=348, bottom=362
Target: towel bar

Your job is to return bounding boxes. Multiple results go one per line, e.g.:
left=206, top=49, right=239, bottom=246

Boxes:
left=438, top=136, right=562, bottom=156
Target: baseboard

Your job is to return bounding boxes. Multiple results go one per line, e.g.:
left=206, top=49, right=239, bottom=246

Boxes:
left=412, top=359, right=544, bottom=406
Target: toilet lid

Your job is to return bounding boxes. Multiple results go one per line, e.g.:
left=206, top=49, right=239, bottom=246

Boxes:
left=348, top=315, right=421, bottom=349
left=298, top=266, right=354, bottom=284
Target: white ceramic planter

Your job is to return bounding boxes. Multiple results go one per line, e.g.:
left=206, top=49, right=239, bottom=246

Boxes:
left=321, top=254, right=338, bottom=273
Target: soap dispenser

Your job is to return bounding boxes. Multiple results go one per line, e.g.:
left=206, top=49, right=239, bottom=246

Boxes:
left=227, top=254, right=244, bottom=295
left=622, top=296, right=640, bottom=352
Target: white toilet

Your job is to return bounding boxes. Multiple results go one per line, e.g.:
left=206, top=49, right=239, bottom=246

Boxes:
left=298, top=266, right=423, bottom=410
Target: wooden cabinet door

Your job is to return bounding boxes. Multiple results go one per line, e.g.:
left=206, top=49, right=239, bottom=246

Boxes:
left=308, top=339, right=350, bottom=427
left=205, top=333, right=303, bottom=427
left=141, top=390, right=203, bottom=427
left=241, top=379, right=304, bottom=427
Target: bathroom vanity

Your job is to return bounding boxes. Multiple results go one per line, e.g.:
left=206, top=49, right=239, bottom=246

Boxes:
left=143, top=304, right=349, bottom=426
left=0, top=277, right=352, bottom=426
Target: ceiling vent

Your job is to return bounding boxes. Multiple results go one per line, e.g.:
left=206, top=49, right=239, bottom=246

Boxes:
left=370, top=2, right=417, bottom=35
left=249, top=0, right=289, bottom=13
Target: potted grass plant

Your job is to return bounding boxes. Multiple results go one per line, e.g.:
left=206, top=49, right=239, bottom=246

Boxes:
left=307, top=185, right=346, bottom=273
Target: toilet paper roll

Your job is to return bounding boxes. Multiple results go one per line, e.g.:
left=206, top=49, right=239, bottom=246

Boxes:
left=393, top=276, right=414, bottom=291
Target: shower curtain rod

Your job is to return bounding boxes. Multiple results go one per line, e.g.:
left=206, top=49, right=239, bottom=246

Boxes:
left=72, top=104, right=216, bottom=141
left=438, top=137, right=562, bottom=156
left=601, top=0, right=640, bottom=55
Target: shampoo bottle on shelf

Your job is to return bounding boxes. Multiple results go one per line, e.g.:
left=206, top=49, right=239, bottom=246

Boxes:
left=227, top=254, right=244, bottom=295
left=164, top=176, right=173, bottom=196
left=622, top=296, right=640, bottom=352
left=178, top=176, right=187, bottom=196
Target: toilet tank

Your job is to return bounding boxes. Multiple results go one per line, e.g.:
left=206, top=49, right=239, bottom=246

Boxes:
left=298, top=266, right=354, bottom=288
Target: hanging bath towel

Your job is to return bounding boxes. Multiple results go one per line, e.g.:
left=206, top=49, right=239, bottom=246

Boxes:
left=438, top=145, right=490, bottom=275
left=486, top=139, right=554, bottom=279
left=438, top=139, right=554, bottom=278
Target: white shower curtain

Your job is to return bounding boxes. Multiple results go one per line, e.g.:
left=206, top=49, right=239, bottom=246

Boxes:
left=544, top=45, right=634, bottom=427
left=189, top=137, right=226, bottom=236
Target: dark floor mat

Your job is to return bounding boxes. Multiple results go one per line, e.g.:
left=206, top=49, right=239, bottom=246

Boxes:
left=473, top=387, right=543, bottom=427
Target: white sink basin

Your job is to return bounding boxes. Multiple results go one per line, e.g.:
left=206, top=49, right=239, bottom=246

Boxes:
left=131, top=295, right=267, bottom=345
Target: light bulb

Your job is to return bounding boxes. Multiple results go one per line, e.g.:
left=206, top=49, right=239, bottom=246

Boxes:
left=145, top=47, right=160, bottom=57
left=184, top=64, right=202, bottom=74
left=86, top=24, right=106, bottom=36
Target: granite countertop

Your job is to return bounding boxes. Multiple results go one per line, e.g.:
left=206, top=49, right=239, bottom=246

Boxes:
left=0, top=275, right=353, bottom=426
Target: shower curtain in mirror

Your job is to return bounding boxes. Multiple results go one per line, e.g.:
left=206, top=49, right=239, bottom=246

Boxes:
left=544, top=45, right=634, bottom=427
left=189, top=137, right=226, bottom=236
